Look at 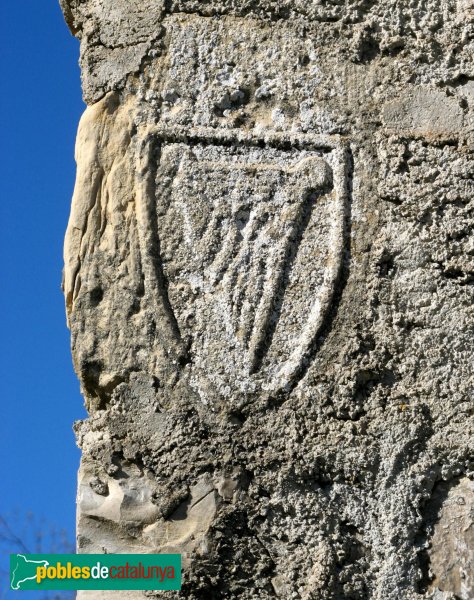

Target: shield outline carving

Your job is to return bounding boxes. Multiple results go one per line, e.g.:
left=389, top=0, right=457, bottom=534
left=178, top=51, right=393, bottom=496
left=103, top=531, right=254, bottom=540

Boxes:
left=136, top=126, right=349, bottom=398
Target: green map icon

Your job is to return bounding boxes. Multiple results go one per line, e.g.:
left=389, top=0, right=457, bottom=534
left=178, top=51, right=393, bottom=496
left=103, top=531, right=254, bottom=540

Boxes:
left=10, top=554, right=49, bottom=590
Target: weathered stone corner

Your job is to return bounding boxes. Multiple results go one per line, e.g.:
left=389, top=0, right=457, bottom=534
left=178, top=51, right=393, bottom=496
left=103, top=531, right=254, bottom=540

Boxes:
left=62, top=1, right=473, bottom=598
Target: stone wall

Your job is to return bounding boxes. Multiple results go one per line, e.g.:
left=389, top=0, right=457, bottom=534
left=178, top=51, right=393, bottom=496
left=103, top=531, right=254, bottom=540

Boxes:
left=60, top=1, right=473, bottom=598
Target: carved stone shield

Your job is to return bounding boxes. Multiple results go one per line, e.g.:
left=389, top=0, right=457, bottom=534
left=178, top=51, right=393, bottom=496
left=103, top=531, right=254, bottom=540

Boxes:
left=153, top=129, right=348, bottom=402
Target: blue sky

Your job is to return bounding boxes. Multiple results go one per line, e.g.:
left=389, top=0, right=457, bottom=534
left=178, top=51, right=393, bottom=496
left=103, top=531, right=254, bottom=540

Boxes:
left=0, top=1, right=86, bottom=596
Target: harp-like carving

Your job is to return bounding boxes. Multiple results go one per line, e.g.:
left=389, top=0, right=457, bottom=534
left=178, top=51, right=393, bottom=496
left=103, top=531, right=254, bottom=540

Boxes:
left=149, top=131, right=348, bottom=401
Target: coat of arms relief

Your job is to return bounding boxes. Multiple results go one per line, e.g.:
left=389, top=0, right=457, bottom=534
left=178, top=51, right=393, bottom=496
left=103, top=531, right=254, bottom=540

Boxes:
left=149, top=129, right=349, bottom=403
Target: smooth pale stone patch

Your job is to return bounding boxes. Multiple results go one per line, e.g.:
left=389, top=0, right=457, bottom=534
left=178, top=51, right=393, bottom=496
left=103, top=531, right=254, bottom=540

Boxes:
left=382, top=87, right=463, bottom=138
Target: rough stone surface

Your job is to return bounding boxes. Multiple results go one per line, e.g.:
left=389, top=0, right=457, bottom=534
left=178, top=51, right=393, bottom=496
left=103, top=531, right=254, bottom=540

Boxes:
left=60, top=0, right=473, bottom=598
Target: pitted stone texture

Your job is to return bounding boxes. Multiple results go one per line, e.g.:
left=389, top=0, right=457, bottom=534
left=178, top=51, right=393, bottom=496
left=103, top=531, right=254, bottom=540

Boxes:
left=60, top=0, right=165, bottom=102
left=61, top=0, right=473, bottom=598
left=422, top=478, right=474, bottom=599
